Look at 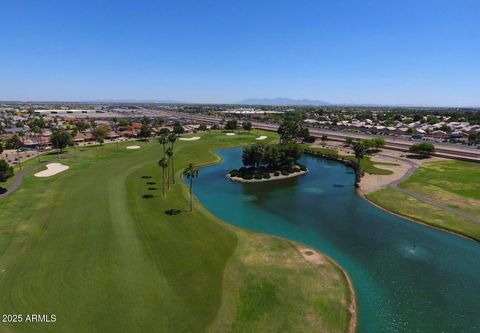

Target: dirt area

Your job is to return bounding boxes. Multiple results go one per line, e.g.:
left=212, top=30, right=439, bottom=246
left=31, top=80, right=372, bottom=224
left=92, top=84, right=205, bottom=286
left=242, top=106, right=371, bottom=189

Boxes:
left=1, top=149, right=38, bottom=166
left=314, top=142, right=446, bottom=194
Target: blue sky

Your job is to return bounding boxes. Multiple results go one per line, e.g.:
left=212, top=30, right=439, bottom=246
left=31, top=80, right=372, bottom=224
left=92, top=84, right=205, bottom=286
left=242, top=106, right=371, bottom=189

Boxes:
left=1, top=0, right=479, bottom=106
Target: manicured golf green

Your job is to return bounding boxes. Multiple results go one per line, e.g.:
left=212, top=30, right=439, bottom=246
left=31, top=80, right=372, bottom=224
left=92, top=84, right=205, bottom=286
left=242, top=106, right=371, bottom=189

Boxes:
left=0, top=130, right=352, bottom=333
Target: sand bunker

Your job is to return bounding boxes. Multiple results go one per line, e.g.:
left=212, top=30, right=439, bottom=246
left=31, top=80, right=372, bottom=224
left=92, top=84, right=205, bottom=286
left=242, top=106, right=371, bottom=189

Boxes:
left=225, top=133, right=236, bottom=136
left=256, top=135, right=267, bottom=140
left=34, top=163, right=69, bottom=178
left=126, top=146, right=141, bottom=149
left=179, top=137, right=201, bottom=141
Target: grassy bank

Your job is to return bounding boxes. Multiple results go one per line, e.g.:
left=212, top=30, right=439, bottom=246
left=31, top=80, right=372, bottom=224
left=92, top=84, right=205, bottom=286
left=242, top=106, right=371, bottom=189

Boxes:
left=0, top=130, right=352, bottom=333
left=400, top=160, right=480, bottom=217
left=304, top=146, right=398, bottom=175
left=367, top=160, right=480, bottom=241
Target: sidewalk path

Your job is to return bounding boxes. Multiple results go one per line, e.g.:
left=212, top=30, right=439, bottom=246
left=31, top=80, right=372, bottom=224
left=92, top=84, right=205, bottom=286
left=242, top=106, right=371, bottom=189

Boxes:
left=0, top=163, right=46, bottom=200
left=378, top=154, right=480, bottom=223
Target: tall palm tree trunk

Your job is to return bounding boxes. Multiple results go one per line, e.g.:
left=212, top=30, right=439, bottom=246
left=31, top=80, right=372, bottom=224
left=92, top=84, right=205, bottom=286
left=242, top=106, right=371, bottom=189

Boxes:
left=167, top=163, right=170, bottom=190
left=171, top=156, right=175, bottom=185
left=189, top=178, right=193, bottom=211
left=162, top=168, right=165, bottom=197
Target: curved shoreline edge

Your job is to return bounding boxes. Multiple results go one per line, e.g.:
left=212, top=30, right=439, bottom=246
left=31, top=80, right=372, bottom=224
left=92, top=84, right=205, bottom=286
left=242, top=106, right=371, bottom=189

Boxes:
left=189, top=146, right=358, bottom=333
left=226, top=169, right=308, bottom=183
left=359, top=192, right=479, bottom=243
left=323, top=253, right=357, bottom=333
left=302, top=149, right=478, bottom=244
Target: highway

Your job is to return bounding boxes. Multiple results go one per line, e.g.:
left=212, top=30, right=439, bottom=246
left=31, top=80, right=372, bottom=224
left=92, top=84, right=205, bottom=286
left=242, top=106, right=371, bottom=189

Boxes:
left=157, top=110, right=480, bottom=163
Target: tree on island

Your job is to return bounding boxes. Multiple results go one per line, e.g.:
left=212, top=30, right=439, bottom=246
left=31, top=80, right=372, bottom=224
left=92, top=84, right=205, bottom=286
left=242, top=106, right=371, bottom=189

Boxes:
left=241, top=143, right=301, bottom=170
left=225, top=120, right=238, bottom=131
left=409, top=142, right=435, bottom=157
left=158, top=157, right=168, bottom=197
left=183, top=163, right=199, bottom=212
left=242, top=121, right=252, bottom=132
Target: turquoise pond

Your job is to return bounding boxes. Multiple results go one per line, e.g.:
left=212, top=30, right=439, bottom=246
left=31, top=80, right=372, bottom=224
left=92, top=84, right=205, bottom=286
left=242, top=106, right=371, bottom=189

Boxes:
left=192, top=148, right=480, bottom=333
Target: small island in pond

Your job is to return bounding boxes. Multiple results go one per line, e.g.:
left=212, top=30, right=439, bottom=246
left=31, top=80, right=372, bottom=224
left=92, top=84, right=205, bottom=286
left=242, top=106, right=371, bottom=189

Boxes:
left=227, top=143, right=308, bottom=183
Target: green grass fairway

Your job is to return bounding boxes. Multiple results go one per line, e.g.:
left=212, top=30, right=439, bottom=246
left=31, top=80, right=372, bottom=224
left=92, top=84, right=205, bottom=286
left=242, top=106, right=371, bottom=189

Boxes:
left=367, top=188, right=480, bottom=241
left=367, top=160, right=480, bottom=241
left=400, top=160, right=480, bottom=217
left=0, top=130, right=352, bottom=333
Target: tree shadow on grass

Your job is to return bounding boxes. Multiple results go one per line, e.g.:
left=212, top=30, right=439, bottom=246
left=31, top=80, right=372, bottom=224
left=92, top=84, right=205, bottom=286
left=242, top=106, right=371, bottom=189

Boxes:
left=406, top=154, right=431, bottom=160
left=142, top=194, right=155, bottom=199
left=0, top=187, right=7, bottom=195
left=146, top=182, right=156, bottom=185
left=164, top=209, right=182, bottom=216
left=148, top=187, right=157, bottom=190
left=141, top=176, right=152, bottom=179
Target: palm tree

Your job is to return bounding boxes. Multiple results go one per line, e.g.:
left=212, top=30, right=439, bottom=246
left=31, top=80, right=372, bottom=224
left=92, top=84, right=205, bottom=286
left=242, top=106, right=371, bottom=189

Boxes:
left=166, top=147, right=173, bottom=189
left=353, top=142, right=365, bottom=184
left=158, top=134, right=168, bottom=156
left=158, top=157, right=168, bottom=197
left=168, top=133, right=177, bottom=184
left=183, top=163, right=199, bottom=212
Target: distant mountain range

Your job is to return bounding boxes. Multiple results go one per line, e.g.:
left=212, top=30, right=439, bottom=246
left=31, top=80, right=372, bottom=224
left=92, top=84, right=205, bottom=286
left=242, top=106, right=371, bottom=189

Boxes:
left=85, top=99, right=183, bottom=104
left=236, top=97, right=330, bottom=106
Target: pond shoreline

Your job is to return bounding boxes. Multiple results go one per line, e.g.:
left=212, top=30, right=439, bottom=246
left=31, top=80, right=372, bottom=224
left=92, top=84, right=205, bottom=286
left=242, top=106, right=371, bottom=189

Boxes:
left=226, top=169, right=308, bottom=183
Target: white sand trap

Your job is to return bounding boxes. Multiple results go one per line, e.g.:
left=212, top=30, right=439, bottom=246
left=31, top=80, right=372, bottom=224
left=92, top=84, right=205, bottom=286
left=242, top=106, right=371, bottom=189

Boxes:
left=225, top=133, right=236, bottom=136
left=126, top=145, right=141, bottom=149
left=256, top=135, right=267, bottom=140
left=35, top=163, right=69, bottom=178
left=179, top=136, right=201, bottom=141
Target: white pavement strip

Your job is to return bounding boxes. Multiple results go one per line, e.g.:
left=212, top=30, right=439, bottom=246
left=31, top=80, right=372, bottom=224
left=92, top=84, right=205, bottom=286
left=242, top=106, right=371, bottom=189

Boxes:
left=256, top=136, right=267, bottom=140
left=34, top=163, right=69, bottom=178
left=126, top=146, right=141, bottom=149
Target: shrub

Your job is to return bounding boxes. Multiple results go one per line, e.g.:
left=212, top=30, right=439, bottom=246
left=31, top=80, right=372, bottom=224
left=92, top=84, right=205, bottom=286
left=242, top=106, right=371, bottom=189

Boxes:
left=300, top=165, right=307, bottom=171
left=281, top=170, right=289, bottom=176
left=304, top=135, right=316, bottom=143
left=239, top=167, right=247, bottom=173
left=254, top=174, right=263, bottom=180
left=263, top=173, right=271, bottom=179
left=243, top=174, right=254, bottom=180
left=230, top=170, right=239, bottom=177
left=164, top=209, right=181, bottom=216
left=409, top=142, right=435, bottom=156
left=273, top=171, right=280, bottom=176
left=293, top=167, right=301, bottom=172
left=287, top=167, right=295, bottom=173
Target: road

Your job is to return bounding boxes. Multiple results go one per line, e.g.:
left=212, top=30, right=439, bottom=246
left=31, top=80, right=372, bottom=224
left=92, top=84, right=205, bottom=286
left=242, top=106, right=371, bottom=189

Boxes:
left=157, top=110, right=480, bottom=163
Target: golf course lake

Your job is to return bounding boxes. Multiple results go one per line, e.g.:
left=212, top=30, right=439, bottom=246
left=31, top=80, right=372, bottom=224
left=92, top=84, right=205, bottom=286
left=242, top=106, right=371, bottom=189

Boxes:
left=193, top=148, right=480, bottom=333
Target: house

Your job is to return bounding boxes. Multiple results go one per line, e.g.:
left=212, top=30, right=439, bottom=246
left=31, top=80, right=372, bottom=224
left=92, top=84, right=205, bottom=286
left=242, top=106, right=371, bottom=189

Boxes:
left=431, top=130, right=448, bottom=139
